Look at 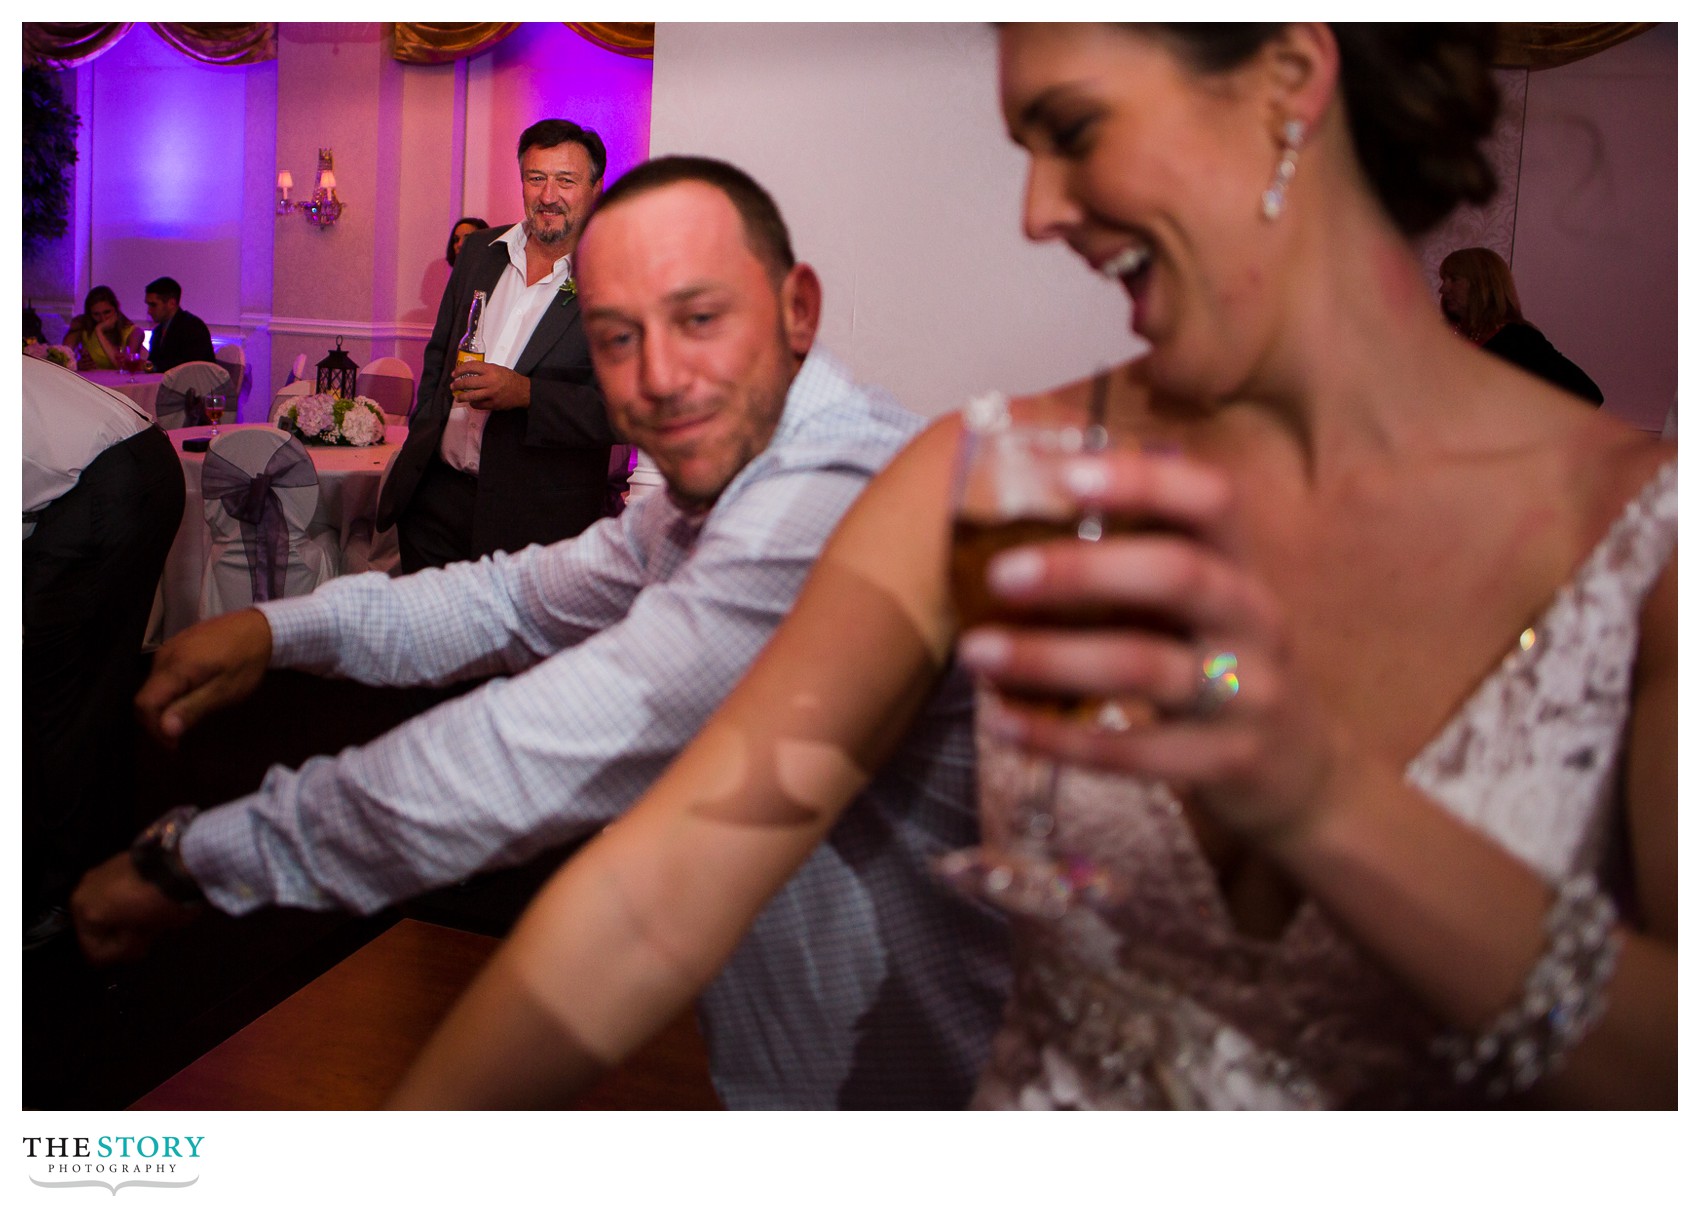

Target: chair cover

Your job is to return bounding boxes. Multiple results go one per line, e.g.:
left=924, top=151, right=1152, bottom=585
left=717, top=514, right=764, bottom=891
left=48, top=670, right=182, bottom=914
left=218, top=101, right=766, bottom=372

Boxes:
left=339, top=450, right=403, bottom=577
left=214, top=343, right=249, bottom=408
left=157, top=361, right=232, bottom=431
left=357, top=356, right=417, bottom=424
left=269, top=379, right=315, bottom=424
left=285, top=352, right=309, bottom=385
left=356, top=374, right=415, bottom=423
left=199, top=428, right=339, bottom=617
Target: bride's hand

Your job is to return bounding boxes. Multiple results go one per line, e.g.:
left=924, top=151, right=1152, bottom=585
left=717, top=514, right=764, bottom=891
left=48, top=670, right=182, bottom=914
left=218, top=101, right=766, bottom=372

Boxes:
left=954, top=447, right=1351, bottom=846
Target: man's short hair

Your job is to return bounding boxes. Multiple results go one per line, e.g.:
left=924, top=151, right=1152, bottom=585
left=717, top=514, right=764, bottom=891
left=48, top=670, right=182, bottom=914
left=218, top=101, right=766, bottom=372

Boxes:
left=145, top=276, right=182, bottom=302
left=516, top=119, right=608, bottom=185
left=590, top=156, right=796, bottom=285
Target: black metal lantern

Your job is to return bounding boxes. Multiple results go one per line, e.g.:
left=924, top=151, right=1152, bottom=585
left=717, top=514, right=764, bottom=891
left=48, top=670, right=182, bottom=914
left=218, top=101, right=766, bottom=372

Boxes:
left=315, top=337, right=359, bottom=398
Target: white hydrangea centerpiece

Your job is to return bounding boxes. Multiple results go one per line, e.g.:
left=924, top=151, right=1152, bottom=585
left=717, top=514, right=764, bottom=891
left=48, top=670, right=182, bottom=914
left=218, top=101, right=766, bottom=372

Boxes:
left=25, top=343, right=76, bottom=369
left=277, top=392, right=387, bottom=447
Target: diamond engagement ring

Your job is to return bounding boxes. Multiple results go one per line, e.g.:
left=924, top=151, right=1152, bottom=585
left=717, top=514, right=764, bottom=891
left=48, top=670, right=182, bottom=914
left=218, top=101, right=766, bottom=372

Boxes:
left=1193, top=650, right=1241, bottom=718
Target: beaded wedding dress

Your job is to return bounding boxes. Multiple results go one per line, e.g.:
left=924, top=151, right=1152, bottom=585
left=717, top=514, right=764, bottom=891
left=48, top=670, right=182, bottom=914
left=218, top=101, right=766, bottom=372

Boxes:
left=944, top=462, right=1675, bottom=1109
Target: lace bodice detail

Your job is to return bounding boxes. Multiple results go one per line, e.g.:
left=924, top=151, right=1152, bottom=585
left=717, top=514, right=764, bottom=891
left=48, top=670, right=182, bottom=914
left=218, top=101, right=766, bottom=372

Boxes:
left=966, top=462, right=1676, bottom=1109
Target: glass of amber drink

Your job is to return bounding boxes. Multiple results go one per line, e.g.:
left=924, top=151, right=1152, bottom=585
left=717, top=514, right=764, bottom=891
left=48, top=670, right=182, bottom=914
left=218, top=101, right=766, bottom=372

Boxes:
left=936, top=396, right=1133, bottom=918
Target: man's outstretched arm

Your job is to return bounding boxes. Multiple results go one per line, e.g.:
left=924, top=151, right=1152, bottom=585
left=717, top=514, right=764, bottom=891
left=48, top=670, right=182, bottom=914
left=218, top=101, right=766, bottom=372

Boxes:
left=74, top=467, right=868, bottom=957
left=134, top=526, right=641, bottom=749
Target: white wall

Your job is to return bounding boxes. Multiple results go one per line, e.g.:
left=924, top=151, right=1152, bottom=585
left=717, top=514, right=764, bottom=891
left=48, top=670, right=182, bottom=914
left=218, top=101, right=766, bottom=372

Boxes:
left=654, top=23, right=1677, bottom=429
left=1513, top=25, right=1677, bottom=431
left=652, top=23, right=1142, bottom=418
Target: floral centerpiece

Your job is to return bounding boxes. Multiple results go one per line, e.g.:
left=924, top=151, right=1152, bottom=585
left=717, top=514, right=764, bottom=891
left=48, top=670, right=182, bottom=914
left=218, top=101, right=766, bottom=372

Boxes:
left=277, top=392, right=386, bottom=447
left=24, top=343, right=75, bottom=368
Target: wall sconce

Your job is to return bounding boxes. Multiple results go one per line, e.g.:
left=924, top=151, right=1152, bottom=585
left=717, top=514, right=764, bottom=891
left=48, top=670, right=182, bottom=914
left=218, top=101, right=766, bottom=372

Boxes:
left=278, top=149, right=346, bottom=229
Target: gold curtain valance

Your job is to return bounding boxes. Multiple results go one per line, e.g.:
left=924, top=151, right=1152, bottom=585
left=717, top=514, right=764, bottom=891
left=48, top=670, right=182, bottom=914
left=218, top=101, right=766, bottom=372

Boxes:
left=390, top=23, right=521, bottom=65
left=24, top=22, right=277, bottom=68
left=1495, top=22, right=1656, bottom=70
left=148, top=23, right=278, bottom=66
left=24, top=23, right=134, bottom=69
left=390, top=22, right=653, bottom=63
left=31, top=22, right=1629, bottom=75
left=566, top=23, right=655, bottom=60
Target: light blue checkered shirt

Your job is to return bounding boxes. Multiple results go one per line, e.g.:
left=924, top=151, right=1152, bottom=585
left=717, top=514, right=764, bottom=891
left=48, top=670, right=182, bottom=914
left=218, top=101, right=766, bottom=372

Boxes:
left=181, top=348, right=1009, bottom=1108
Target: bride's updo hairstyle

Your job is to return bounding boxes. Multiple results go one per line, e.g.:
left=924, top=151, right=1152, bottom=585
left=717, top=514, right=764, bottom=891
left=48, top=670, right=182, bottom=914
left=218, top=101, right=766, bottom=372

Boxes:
left=1150, top=23, right=1501, bottom=236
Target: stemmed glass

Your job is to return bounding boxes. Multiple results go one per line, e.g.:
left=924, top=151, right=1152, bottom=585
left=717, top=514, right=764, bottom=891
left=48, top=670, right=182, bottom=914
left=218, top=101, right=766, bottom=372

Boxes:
left=205, top=393, right=226, bottom=438
left=936, top=385, right=1126, bottom=919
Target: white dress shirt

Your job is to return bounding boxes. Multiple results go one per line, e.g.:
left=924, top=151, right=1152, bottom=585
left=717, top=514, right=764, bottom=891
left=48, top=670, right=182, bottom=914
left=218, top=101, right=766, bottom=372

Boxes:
left=23, top=356, right=154, bottom=538
left=439, top=224, right=575, bottom=475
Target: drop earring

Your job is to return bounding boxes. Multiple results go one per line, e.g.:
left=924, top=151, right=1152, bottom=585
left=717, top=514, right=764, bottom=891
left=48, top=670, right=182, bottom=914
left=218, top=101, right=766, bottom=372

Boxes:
left=1260, top=118, right=1307, bottom=221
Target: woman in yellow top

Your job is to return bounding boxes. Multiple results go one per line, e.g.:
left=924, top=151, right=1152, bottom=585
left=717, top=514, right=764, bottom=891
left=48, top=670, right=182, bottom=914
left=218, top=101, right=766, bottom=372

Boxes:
left=66, top=285, right=146, bottom=372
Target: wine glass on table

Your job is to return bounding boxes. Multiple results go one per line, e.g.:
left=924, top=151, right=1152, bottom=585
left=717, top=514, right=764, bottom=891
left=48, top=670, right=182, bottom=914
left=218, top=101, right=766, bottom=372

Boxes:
left=936, top=381, right=1135, bottom=918
left=205, top=393, right=226, bottom=438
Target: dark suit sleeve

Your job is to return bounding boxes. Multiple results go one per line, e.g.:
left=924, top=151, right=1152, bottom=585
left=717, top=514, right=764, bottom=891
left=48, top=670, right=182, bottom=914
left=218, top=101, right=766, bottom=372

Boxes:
left=183, top=313, right=215, bottom=365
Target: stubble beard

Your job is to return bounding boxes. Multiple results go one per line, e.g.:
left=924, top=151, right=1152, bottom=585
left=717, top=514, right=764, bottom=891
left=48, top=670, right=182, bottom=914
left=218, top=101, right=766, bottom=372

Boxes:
left=659, top=374, right=791, bottom=511
left=526, top=207, right=574, bottom=249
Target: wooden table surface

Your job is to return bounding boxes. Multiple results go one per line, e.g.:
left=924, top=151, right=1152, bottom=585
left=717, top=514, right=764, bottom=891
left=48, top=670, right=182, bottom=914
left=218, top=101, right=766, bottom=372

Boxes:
left=130, top=918, right=721, bottom=1110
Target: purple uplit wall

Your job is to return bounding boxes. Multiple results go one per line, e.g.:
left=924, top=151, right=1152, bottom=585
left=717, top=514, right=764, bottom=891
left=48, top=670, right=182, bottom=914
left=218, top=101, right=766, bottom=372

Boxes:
left=87, top=25, right=256, bottom=328
left=464, top=23, right=652, bottom=227
left=26, top=24, right=653, bottom=407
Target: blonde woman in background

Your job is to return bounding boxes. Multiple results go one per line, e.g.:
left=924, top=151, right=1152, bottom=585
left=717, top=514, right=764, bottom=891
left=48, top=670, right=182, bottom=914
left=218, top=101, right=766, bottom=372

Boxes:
left=1439, top=245, right=1604, bottom=404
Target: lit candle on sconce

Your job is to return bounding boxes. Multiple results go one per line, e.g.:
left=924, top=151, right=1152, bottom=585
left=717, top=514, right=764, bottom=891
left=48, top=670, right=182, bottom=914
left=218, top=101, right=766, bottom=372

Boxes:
left=280, top=149, right=345, bottom=228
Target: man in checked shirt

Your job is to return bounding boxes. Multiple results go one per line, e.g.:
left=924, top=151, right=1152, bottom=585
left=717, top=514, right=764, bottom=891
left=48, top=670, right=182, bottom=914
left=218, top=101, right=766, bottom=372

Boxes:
left=71, top=157, right=1008, bottom=1110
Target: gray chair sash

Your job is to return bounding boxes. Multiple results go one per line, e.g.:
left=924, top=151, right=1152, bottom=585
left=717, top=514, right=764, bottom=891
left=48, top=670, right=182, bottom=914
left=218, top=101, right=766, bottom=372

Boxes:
left=201, top=438, right=316, bottom=603
left=157, top=386, right=208, bottom=427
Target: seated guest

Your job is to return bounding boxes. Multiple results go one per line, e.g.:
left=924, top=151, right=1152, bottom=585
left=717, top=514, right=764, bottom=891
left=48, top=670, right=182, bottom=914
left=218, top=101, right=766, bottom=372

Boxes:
left=445, top=216, right=489, bottom=267
left=24, top=356, right=185, bottom=948
left=1440, top=246, right=1604, bottom=405
left=72, top=157, right=1007, bottom=1110
left=143, top=276, right=216, bottom=373
left=24, top=303, right=46, bottom=347
left=64, top=286, right=146, bottom=372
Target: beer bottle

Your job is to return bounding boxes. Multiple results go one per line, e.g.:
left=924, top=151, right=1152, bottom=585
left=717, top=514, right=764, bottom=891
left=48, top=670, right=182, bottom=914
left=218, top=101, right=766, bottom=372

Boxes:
left=452, top=290, right=487, bottom=400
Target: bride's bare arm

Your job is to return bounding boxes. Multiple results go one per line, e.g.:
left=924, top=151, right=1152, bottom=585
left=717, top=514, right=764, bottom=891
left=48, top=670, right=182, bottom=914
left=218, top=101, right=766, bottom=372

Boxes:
left=1260, top=557, right=1676, bottom=1108
left=389, top=417, right=964, bottom=1108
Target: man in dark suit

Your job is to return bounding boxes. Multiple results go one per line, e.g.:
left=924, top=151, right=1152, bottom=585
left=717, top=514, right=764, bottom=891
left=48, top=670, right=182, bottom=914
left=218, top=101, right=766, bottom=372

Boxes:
left=377, top=119, right=618, bottom=572
left=143, top=276, right=216, bottom=373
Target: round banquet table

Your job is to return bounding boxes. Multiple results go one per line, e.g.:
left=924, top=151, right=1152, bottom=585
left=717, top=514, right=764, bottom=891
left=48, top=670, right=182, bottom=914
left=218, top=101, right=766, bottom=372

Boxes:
left=150, top=423, right=407, bottom=642
left=79, top=368, right=166, bottom=421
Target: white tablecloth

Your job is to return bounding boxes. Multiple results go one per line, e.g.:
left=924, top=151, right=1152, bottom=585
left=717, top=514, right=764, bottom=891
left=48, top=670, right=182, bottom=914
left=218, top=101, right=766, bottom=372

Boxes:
left=151, top=423, right=407, bottom=642
left=79, top=369, right=166, bottom=421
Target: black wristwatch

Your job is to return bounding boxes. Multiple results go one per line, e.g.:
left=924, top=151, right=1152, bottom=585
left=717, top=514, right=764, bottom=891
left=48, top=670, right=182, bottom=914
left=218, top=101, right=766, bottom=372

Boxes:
left=130, top=806, right=205, bottom=904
